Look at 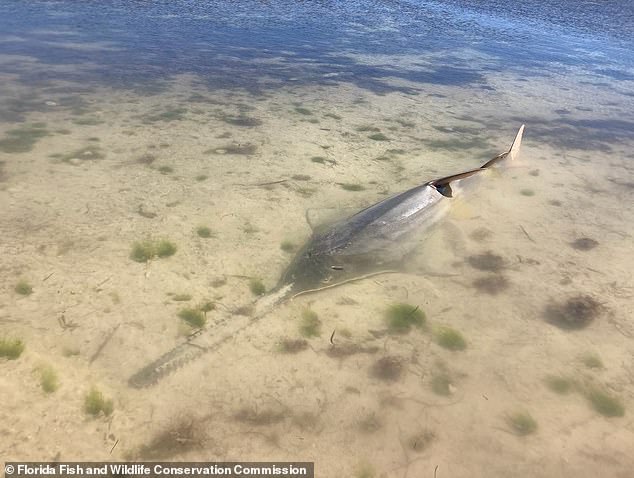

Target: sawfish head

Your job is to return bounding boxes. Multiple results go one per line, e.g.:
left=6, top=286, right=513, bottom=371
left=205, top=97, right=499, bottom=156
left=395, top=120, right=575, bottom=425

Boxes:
left=275, top=225, right=385, bottom=296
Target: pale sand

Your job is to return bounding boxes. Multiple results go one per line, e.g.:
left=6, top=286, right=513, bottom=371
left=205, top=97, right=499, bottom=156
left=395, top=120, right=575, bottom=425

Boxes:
left=1, top=63, right=633, bottom=478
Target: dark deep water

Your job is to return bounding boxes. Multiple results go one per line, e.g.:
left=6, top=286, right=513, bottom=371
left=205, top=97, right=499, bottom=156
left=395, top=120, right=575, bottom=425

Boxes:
left=0, top=0, right=632, bottom=91
left=1, top=0, right=632, bottom=151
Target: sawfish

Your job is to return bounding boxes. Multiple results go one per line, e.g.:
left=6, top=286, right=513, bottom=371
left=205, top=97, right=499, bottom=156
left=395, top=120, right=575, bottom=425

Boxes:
left=128, top=125, right=525, bottom=388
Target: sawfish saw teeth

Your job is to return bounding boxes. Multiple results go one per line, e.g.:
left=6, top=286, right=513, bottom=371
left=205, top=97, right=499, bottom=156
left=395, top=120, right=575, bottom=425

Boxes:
left=128, top=342, right=209, bottom=388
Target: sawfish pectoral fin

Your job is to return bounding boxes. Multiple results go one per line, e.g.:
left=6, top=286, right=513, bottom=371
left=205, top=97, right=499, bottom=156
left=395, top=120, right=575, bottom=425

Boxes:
left=403, top=221, right=466, bottom=277
left=431, top=168, right=485, bottom=197
left=305, top=206, right=359, bottom=232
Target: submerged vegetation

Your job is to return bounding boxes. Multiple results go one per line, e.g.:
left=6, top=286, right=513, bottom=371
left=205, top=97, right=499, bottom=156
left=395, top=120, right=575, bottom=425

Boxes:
left=0, top=338, right=25, bottom=359
left=177, top=308, right=206, bottom=328
left=222, top=116, right=262, bottom=127
left=544, top=375, right=574, bottom=394
left=84, top=387, right=114, bottom=417
left=62, top=346, right=80, bottom=357
left=580, top=352, right=603, bottom=369
left=143, top=107, right=187, bottom=123
left=431, top=372, right=453, bottom=396
left=130, top=239, right=177, bottom=262
left=294, top=107, right=312, bottom=115
left=280, top=240, right=296, bottom=253
left=15, top=280, right=33, bottom=295
left=356, top=125, right=380, bottom=132
left=38, top=365, right=59, bottom=394
left=339, top=182, right=365, bottom=192
left=584, top=386, right=625, bottom=417
left=354, top=462, right=376, bottom=478
left=299, top=309, right=321, bottom=338
left=506, top=411, right=538, bottom=435
left=196, top=226, right=213, bottom=238
left=385, top=303, right=425, bottom=333
left=248, top=278, right=266, bottom=296
left=0, top=123, right=49, bottom=153
left=199, top=301, right=215, bottom=313
left=434, top=326, right=467, bottom=351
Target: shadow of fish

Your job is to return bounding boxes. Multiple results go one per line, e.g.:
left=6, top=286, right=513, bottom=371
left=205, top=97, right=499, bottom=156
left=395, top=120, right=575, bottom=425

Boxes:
left=128, top=125, right=525, bottom=388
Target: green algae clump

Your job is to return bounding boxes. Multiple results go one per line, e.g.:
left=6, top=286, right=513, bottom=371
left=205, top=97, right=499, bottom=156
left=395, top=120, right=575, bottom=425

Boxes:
left=249, top=278, right=266, bottom=296
left=15, top=280, right=33, bottom=295
left=385, top=303, right=426, bottom=333
left=130, top=239, right=177, bottom=262
left=544, top=375, right=574, bottom=394
left=178, top=308, right=207, bottom=329
left=196, top=226, right=213, bottom=238
left=39, top=365, right=59, bottom=393
left=434, top=326, right=467, bottom=351
left=0, top=338, right=25, bottom=359
left=84, top=387, right=114, bottom=417
left=299, top=309, right=321, bottom=338
left=585, top=387, right=625, bottom=417
left=507, top=411, right=537, bottom=436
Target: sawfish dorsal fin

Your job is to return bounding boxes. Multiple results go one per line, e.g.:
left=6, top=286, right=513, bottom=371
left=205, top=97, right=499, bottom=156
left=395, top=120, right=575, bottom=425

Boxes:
left=431, top=125, right=525, bottom=197
left=480, top=124, right=525, bottom=168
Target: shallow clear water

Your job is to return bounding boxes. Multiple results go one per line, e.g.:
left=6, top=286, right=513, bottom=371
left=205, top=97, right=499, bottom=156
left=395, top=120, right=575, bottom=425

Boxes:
left=1, top=1, right=633, bottom=476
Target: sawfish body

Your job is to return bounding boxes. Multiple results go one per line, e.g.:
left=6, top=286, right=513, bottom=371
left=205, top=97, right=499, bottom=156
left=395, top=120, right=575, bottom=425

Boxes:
left=128, top=125, right=525, bottom=387
left=276, top=180, right=452, bottom=296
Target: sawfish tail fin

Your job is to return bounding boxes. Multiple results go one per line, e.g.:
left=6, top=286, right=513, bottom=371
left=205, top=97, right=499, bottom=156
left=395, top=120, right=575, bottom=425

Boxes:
left=480, top=124, right=525, bottom=169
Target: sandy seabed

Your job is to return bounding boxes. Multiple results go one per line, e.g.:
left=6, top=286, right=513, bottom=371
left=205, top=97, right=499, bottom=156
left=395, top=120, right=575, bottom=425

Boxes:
left=1, top=60, right=633, bottom=478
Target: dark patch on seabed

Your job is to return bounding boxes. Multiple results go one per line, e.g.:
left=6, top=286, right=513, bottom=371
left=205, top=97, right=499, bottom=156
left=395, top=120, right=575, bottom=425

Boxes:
left=544, top=295, right=602, bottom=330
left=511, top=116, right=634, bottom=152
left=570, top=237, right=599, bottom=251
left=472, top=275, right=509, bottom=295
left=467, top=251, right=506, bottom=272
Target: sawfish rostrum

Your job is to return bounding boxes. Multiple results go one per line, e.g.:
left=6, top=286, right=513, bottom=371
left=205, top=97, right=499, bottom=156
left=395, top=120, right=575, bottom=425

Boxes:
left=277, top=125, right=525, bottom=296
left=128, top=125, right=524, bottom=387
